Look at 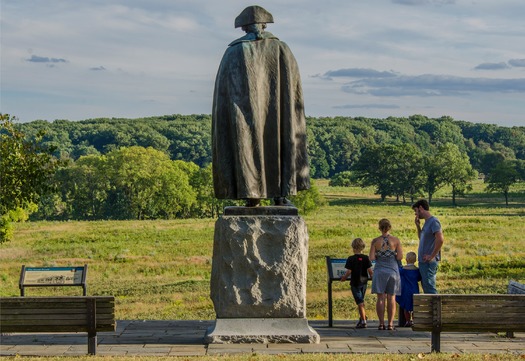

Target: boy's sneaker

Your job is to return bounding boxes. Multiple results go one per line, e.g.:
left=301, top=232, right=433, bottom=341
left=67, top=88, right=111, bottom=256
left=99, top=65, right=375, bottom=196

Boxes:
left=356, top=320, right=367, bottom=329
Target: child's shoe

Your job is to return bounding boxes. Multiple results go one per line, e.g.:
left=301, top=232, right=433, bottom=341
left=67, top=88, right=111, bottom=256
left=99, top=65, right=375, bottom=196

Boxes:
left=356, top=319, right=367, bottom=328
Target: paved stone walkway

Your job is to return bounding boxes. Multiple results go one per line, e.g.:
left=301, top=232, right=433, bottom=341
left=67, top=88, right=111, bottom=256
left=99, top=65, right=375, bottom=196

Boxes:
left=1, top=320, right=524, bottom=356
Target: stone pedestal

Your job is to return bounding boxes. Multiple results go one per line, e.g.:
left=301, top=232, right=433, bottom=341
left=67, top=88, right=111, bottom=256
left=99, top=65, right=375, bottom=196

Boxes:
left=206, top=206, right=319, bottom=344
left=205, top=318, right=319, bottom=344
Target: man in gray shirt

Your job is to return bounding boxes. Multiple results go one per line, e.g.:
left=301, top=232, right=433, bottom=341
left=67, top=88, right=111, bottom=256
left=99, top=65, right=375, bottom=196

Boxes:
left=412, top=199, right=444, bottom=294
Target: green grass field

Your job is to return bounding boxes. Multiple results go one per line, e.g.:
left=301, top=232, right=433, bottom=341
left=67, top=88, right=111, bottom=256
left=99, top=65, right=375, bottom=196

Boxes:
left=1, top=179, right=524, bottom=323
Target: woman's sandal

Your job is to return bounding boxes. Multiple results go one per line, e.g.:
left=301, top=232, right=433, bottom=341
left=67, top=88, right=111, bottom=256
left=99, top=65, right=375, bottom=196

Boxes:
left=378, top=324, right=386, bottom=330
left=387, top=325, right=395, bottom=330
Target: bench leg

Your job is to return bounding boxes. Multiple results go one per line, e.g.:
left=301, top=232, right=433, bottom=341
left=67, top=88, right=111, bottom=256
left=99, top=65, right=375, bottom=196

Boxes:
left=431, top=331, right=441, bottom=353
left=506, top=331, right=515, bottom=338
left=87, top=297, right=97, bottom=355
left=88, top=332, right=97, bottom=355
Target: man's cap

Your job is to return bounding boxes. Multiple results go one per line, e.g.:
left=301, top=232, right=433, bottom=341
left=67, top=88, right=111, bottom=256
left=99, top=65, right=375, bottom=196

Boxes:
left=234, top=5, right=274, bottom=28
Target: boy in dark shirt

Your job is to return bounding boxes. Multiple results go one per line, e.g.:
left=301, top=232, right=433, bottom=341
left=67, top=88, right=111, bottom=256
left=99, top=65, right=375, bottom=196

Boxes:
left=340, top=238, right=373, bottom=328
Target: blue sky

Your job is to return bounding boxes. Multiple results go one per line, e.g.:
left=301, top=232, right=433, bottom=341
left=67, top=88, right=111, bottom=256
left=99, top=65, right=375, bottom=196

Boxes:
left=1, top=0, right=524, bottom=127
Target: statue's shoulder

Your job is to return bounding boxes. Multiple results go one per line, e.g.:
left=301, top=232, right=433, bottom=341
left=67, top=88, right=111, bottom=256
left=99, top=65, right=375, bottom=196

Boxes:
left=228, top=31, right=279, bottom=47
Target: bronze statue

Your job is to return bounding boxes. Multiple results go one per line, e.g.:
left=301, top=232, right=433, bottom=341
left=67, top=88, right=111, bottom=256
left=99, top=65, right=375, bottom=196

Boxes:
left=212, top=5, right=310, bottom=207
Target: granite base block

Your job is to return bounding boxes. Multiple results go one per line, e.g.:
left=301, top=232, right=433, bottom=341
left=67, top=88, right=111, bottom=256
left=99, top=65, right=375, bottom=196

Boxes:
left=205, top=318, right=320, bottom=344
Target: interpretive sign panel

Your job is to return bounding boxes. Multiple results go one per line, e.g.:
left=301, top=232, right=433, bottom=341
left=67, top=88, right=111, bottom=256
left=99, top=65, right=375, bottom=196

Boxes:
left=19, top=265, right=87, bottom=296
left=325, top=256, right=349, bottom=327
left=326, top=257, right=347, bottom=281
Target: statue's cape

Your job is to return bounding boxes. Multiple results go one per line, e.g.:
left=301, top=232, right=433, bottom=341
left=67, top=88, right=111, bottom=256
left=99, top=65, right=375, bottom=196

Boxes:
left=228, top=31, right=278, bottom=46
left=212, top=35, right=310, bottom=199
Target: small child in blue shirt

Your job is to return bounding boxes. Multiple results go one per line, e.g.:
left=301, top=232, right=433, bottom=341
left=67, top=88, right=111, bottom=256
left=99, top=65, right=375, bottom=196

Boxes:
left=396, top=251, right=422, bottom=326
left=340, top=238, right=373, bottom=328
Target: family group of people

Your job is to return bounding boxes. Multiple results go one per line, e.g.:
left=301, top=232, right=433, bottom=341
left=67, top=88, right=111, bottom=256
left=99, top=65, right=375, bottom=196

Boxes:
left=340, top=199, right=445, bottom=330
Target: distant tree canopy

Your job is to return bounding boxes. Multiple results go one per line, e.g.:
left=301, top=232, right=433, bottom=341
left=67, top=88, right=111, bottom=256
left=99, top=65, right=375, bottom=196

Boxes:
left=12, top=113, right=525, bottom=220
left=17, top=114, right=524, bottom=178
left=21, top=115, right=212, bottom=167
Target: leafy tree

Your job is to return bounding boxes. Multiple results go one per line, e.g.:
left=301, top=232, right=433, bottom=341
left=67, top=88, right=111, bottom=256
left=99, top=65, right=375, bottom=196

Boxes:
left=390, top=144, right=426, bottom=203
left=485, top=161, right=519, bottom=206
left=436, top=143, right=477, bottom=206
left=106, top=146, right=196, bottom=219
left=306, top=127, right=329, bottom=178
left=351, top=145, right=392, bottom=200
left=422, top=155, right=441, bottom=204
left=351, top=144, right=423, bottom=202
left=35, top=148, right=204, bottom=220
left=59, top=155, right=111, bottom=219
left=511, top=159, right=525, bottom=180
left=289, top=179, right=325, bottom=215
left=188, top=164, right=221, bottom=217
left=374, top=117, right=417, bottom=145
left=0, top=114, right=60, bottom=242
left=309, top=124, right=338, bottom=177
left=422, top=143, right=475, bottom=204
left=70, top=141, right=101, bottom=159
left=326, top=127, right=360, bottom=175
left=329, top=171, right=354, bottom=187
left=412, top=115, right=465, bottom=150
left=20, top=119, right=74, bottom=159
left=173, top=160, right=219, bottom=217
left=466, top=140, right=506, bottom=176
left=163, top=121, right=212, bottom=167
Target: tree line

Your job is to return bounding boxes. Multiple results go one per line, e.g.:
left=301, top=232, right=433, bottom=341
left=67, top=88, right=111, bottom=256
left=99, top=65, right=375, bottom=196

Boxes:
left=19, top=113, right=525, bottom=199
left=17, top=114, right=525, bottom=177
left=1, top=113, right=524, bottom=241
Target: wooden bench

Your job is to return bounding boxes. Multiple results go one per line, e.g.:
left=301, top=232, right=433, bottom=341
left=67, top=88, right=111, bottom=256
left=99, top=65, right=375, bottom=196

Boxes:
left=0, top=296, right=116, bottom=355
left=412, top=294, right=525, bottom=352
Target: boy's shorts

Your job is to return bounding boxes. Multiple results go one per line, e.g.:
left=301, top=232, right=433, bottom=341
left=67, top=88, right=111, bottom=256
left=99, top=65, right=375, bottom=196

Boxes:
left=351, top=284, right=367, bottom=305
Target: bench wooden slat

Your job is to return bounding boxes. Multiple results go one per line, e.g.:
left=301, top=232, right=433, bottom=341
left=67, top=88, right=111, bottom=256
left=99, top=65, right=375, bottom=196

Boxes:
left=1, top=304, right=115, bottom=311
left=1, top=323, right=115, bottom=331
left=1, top=297, right=114, bottom=305
left=412, top=293, right=525, bottom=352
left=1, top=308, right=114, bottom=315
left=3, top=325, right=115, bottom=333
left=437, top=324, right=524, bottom=332
left=0, top=296, right=116, bottom=354
left=2, top=317, right=114, bottom=323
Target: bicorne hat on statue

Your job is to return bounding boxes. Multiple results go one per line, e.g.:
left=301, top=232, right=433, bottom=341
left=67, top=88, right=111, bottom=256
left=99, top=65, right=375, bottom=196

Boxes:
left=234, top=5, right=274, bottom=28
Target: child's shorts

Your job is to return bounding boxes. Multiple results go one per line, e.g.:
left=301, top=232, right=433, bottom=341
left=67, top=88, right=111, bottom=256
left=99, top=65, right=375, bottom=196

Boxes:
left=351, top=284, right=367, bottom=305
